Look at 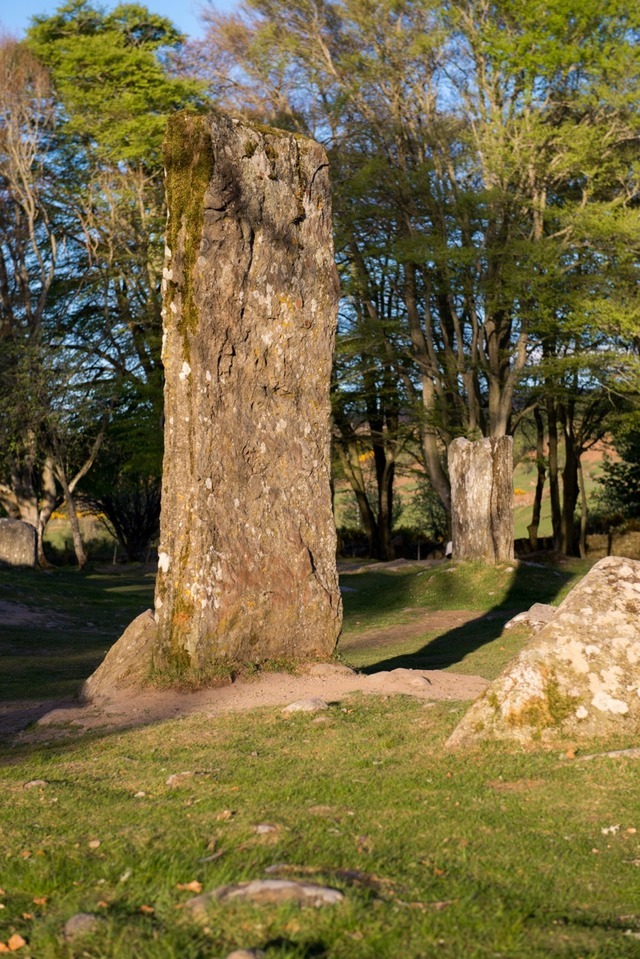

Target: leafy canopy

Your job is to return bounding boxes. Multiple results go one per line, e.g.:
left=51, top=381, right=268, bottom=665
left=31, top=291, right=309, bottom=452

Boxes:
left=27, top=0, right=204, bottom=164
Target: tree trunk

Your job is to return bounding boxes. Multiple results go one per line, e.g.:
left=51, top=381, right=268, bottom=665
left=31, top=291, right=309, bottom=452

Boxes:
left=546, top=395, right=562, bottom=550
left=578, top=457, right=588, bottom=559
left=527, top=406, right=546, bottom=551
left=56, top=463, right=88, bottom=568
left=335, top=439, right=382, bottom=559
left=560, top=404, right=580, bottom=556
left=155, top=113, right=342, bottom=668
left=36, top=456, right=58, bottom=567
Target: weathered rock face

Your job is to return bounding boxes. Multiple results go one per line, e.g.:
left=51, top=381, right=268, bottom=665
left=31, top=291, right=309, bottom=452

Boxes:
left=155, top=112, right=342, bottom=669
left=503, top=602, right=557, bottom=634
left=447, top=556, right=640, bottom=747
left=81, top=610, right=157, bottom=704
left=448, top=437, right=514, bottom=563
left=0, top=518, right=36, bottom=568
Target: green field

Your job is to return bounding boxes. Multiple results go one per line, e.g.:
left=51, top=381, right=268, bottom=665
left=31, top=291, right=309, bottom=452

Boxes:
left=1, top=559, right=639, bottom=958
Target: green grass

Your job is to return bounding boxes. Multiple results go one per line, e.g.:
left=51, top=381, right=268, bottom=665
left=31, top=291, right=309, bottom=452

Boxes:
left=2, top=560, right=640, bottom=958
left=0, top=566, right=154, bottom=701
left=337, top=559, right=587, bottom=677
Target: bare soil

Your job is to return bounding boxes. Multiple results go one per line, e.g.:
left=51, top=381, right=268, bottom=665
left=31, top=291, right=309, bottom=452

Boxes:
left=0, top=595, right=489, bottom=741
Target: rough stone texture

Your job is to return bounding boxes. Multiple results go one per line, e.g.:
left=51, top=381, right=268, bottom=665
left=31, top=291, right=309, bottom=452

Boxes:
left=448, top=437, right=514, bottom=563
left=155, top=112, right=342, bottom=668
left=504, top=602, right=557, bottom=633
left=80, top=610, right=157, bottom=704
left=447, top=557, right=640, bottom=747
left=0, top=518, right=36, bottom=568
left=63, top=913, right=100, bottom=940
left=281, top=697, right=329, bottom=714
left=185, top=880, right=344, bottom=919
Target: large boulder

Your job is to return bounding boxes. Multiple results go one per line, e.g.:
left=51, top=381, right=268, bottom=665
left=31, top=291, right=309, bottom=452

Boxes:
left=80, top=610, right=157, bottom=704
left=0, top=518, right=36, bottom=568
left=447, top=556, right=640, bottom=747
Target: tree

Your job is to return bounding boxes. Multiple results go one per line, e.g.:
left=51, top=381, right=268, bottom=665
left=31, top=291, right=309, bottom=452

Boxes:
left=596, top=418, right=640, bottom=527
left=27, top=1, right=204, bottom=400
left=0, top=37, right=68, bottom=563
left=81, top=385, right=162, bottom=562
left=0, top=4, right=204, bottom=565
left=187, top=0, right=640, bottom=542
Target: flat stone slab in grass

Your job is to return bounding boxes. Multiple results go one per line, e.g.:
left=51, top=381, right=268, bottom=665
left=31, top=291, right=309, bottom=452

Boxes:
left=64, top=913, right=101, bottom=941
left=185, top=880, right=344, bottom=919
left=281, top=697, right=329, bottom=714
left=447, top=556, right=640, bottom=747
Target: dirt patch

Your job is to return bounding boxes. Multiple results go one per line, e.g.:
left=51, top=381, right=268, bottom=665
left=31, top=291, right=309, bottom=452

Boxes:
left=0, top=593, right=490, bottom=742
left=0, top=600, right=71, bottom=629
left=3, top=663, right=488, bottom=742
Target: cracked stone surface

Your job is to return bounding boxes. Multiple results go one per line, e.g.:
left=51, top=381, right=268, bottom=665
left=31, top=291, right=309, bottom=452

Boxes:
left=447, top=556, right=640, bottom=747
left=448, top=437, right=514, bottom=563
left=155, top=113, right=342, bottom=668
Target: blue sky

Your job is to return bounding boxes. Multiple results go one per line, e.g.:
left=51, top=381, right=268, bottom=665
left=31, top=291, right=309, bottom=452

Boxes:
left=0, top=0, right=236, bottom=39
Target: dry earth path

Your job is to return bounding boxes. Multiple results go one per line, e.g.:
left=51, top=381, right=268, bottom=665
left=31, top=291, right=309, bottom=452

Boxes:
left=0, top=560, right=490, bottom=740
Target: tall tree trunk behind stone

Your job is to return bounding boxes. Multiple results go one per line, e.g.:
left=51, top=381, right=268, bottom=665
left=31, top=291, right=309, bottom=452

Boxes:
left=527, top=406, right=546, bottom=551
left=36, top=456, right=57, bottom=567
left=56, top=463, right=87, bottom=568
left=560, top=402, right=580, bottom=556
left=155, top=113, right=342, bottom=669
left=546, top=395, right=562, bottom=550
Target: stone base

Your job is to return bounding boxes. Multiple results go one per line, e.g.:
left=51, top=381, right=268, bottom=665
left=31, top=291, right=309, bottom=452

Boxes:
left=80, top=610, right=157, bottom=704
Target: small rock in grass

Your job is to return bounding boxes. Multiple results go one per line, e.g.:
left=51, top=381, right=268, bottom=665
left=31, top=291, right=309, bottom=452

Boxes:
left=64, top=913, right=100, bottom=940
left=282, top=698, right=328, bottom=714
left=225, top=951, right=266, bottom=959
left=185, top=880, right=343, bottom=919
left=503, top=603, right=556, bottom=632
left=254, top=824, right=278, bottom=835
left=23, top=780, right=47, bottom=790
left=166, top=771, right=194, bottom=787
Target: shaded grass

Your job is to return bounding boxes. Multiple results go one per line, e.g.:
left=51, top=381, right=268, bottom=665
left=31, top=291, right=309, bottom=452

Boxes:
left=0, top=566, right=154, bottom=702
left=339, top=559, right=585, bottom=635
left=337, top=558, right=588, bottom=679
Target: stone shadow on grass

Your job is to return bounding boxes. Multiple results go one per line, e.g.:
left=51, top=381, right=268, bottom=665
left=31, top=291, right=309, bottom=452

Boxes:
left=359, top=560, right=575, bottom=674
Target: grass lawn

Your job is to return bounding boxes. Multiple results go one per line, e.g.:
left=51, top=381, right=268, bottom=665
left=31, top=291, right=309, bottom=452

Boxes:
left=1, top=559, right=640, bottom=958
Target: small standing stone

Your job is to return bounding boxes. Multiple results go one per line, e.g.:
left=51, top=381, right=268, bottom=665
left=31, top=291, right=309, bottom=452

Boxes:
left=448, top=437, right=514, bottom=563
left=504, top=603, right=557, bottom=632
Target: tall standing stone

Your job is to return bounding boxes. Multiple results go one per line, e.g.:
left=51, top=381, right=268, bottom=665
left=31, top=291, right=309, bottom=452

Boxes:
left=155, top=112, right=342, bottom=669
left=448, top=437, right=514, bottom=563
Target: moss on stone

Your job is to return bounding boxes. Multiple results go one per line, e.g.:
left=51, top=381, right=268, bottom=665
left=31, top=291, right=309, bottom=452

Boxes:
left=506, top=671, right=577, bottom=731
left=163, top=111, right=214, bottom=355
